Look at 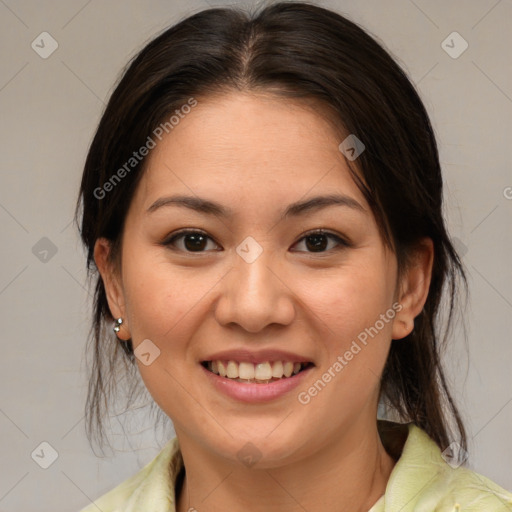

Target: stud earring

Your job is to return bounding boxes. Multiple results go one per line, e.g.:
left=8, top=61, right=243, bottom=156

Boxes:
left=113, top=317, right=123, bottom=334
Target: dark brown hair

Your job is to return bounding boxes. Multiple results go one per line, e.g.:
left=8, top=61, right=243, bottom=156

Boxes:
left=76, top=1, right=468, bottom=456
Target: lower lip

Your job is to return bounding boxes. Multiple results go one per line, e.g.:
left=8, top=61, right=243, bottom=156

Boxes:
left=201, top=364, right=314, bottom=403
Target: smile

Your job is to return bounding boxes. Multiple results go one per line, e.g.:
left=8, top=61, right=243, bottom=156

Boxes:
left=201, top=360, right=314, bottom=384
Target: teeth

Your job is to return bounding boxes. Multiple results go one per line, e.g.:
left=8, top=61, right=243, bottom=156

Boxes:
left=255, top=362, right=272, bottom=380
left=239, top=362, right=255, bottom=380
left=218, top=361, right=227, bottom=377
left=272, top=361, right=283, bottom=378
left=206, top=359, right=308, bottom=382
left=226, top=361, right=238, bottom=379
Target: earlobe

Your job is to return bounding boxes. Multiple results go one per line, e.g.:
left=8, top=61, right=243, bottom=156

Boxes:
left=93, top=238, right=130, bottom=339
left=391, top=237, right=434, bottom=340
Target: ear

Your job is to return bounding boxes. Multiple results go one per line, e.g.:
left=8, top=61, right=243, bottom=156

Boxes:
left=94, top=238, right=131, bottom=340
left=391, top=237, right=434, bottom=340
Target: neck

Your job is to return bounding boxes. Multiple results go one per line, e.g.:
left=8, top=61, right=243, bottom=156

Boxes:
left=175, top=422, right=396, bottom=512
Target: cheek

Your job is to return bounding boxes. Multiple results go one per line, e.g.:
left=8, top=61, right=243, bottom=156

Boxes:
left=121, top=249, right=220, bottom=348
left=302, top=257, right=396, bottom=341
left=298, top=271, right=394, bottom=420
left=119, top=254, right=203, bottom=411
left=125, top=279, right=193, bottom=348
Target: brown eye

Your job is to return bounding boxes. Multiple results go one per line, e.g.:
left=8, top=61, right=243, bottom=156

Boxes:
left=163, top=229, right=349, bottom=254
left=292, top=230, right=349, bottom=253
left=163, top=230, right=220, bottom=252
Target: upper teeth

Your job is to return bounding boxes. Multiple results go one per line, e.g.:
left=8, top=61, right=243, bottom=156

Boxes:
left=207, top=360, right=304, bottom=380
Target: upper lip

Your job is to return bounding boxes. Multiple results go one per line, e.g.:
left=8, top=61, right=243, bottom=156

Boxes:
left=202, top=349, right=314, bottom=365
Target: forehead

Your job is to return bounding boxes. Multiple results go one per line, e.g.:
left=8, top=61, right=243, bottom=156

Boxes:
left=134, top=92, right=369, bottom=215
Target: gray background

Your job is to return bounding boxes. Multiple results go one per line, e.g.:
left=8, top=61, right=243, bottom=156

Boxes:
left=0, top=0, right=511, bottom=510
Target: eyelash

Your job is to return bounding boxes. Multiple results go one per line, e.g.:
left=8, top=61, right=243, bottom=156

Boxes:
left=162, top=229, right=351, bottom=254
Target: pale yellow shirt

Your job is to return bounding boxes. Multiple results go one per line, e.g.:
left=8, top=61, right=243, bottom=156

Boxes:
left=78, top=422, right=512, bottom=511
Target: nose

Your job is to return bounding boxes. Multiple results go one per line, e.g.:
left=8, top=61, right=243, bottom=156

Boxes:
left=214, top=244, right=296, bottom=333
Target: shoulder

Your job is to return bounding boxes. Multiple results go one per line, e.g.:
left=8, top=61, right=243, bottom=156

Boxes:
left=77, top=437, right=182, bottom=512
left=381, top=422, right=512, bottom=511
left=429, top=465, right=512, bottom=511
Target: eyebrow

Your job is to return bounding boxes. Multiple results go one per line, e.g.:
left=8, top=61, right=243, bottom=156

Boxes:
left=146, top=193, right=367, bottom=219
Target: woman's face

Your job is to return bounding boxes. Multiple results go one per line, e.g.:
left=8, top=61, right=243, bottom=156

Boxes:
left=97, top=92, right=424, bottom=467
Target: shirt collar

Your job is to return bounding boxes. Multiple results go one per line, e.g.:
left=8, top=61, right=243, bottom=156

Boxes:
left=123, top=421, right=444, bottom=512
left=377, top=421, right=447, bottom=511
left=122, top=436, right=183, bottom=511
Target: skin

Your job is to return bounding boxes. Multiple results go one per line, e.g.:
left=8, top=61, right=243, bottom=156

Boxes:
left=95, top=92, right=433, bottom=512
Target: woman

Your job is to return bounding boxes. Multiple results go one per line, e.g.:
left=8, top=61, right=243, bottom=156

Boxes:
left=76, top=2, right=512, bottom=511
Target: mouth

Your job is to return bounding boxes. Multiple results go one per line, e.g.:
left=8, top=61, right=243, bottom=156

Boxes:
left=201, top=360, right=315, bottom=384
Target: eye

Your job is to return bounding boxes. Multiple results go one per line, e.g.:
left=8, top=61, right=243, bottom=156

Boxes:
left=162, top=228, right=350, bottom=254
left=292, top=229, right=350, bottom=253
left=162, top=229, right=220, bottom=253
